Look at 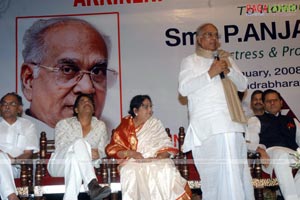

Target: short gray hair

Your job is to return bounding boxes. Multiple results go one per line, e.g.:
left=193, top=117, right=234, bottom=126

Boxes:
left=195, top=23, right=218, bottom=50
left=22, top=17, right=111, bottom=64
left=196, top=23, right=218, bottom=37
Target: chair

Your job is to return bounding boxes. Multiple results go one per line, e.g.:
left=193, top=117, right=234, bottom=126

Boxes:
left=176, top=127, right=200, bottom=190
left=14, top=161, right=33, bottom=200
left=247, top=152, right=279, bottom=200
left=13, top=147, right=37, bottom=199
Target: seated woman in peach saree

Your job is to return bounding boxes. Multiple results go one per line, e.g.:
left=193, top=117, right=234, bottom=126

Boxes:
left=106, top=95, right=191, bottom=200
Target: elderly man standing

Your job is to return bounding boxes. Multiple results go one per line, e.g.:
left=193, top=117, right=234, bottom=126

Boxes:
left=20, top=17, right=115, bottom=138
left=178, top=23, right=254, bottom=199
left=0, top=93, right=39, bottom=200
left=246, top=89, right=300, bottom=200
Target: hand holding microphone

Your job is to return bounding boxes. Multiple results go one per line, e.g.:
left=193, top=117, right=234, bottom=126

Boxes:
left=208, top=51, right=228, bottom=79
left=213, top=52, right=225, bottom=79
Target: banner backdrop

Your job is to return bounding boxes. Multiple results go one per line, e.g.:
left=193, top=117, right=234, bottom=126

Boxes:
left=0, top=0, right=299, bottom=145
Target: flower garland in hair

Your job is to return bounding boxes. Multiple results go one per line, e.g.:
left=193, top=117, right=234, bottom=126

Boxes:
left=290, top=148, right=300, bottom=169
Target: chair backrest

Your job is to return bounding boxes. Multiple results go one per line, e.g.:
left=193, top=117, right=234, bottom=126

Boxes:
left=177, top=127, right=189, bottom=180
left=36, top=131, right=120, bottom=185
left=165, top=128, right=172, bottom=138
left=39, top=131, right=54, bottom=160
left=15, top=150, right=36, bottom=197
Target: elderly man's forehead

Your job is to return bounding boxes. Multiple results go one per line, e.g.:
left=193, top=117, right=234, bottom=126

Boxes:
left=202, top=24, right=218, bottom=32
left=4, top=94, right=16, bottom=99
left=42, top=20, right=107, bottom=56
left=45, top=20, right=99, bottom=35
left=2, top=95, right=18, bottom=102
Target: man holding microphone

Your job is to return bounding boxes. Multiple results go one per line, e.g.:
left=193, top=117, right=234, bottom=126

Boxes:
left=178, top=23, right=254, bottom=200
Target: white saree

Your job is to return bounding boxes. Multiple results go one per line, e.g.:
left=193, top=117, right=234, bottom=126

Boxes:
left=119, top=117, right=190, bottom=200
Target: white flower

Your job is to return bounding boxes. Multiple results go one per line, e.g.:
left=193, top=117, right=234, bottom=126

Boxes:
left=290, top=148, right=300, bottom=169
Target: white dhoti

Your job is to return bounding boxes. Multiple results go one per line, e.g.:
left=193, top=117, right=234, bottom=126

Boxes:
left=192, top=132, right=254, bottom=200
left=0, top=152, right=20, bottom=200
left=120, top=159, right=188, bottom=200
left=47, top=139, right=97, bottom=200
left=263, top=147, right=300, bottom=200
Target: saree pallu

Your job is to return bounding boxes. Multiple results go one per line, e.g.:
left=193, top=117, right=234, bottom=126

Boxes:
left=108, top=116, right=191, bottom=200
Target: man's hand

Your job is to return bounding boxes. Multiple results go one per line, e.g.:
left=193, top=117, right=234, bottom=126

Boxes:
left=128, top=151, right=144, bottom=159
left=8, top=150, right=33, bottom=164
left=256, top=147, right=270, bottom=167
left=91, top=148, right=100, bottom=160
left=208, top=59, right=229, bottom=78
left=156, top=152, right=170, bottom=159
left=8, top=192, right=20, bottom=200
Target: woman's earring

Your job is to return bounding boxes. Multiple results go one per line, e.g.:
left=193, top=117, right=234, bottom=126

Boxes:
left=135, top=113, right=138, bottom=116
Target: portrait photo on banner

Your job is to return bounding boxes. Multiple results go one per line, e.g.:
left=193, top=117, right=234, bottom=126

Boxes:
left=16, top=13, right=122, bottom=139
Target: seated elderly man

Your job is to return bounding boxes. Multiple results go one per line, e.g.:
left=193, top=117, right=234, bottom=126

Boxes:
left=0, top=93, right=39, bottom=200
left=246, top=89, right=300, bottom=200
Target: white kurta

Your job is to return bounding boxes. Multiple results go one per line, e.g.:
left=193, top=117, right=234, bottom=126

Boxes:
left=178, top=53, right=247, bottom=151
left=0, top=117, right=39, bottom=200
left=47, top=116, right=109, bottom=200
left=120, top=117, right=189, bottom=200
left=178, top=53, right=254, bottom=200
left=246, top=116, right=300, bottom=200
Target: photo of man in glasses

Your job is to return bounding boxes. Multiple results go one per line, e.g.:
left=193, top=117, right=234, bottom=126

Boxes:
left=18, top=16, right=120, bottom=138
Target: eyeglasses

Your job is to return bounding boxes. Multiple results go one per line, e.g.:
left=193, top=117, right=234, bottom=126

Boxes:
left=202, top=32, right=220, bottom=39
left=33, top=62, right=118, bottom=89
left=265, top=99, right=280, bottom=104
left=0, top=102, right=19, bottom=107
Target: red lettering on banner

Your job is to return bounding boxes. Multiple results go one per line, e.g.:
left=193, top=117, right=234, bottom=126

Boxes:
left=246, top=4, right=268, bottom=14
left=74, top=0, right=162, bottom=7
left=74, top=0, right=86, bottom=6
left=100, top=0, right=112, bottom=5
left=115, top=0, right=131, bottom=4
left=88, top=0, right=100, bottom=6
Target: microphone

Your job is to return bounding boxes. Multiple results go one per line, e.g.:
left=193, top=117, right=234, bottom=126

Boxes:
left=213, top=51, right=225, bottom=79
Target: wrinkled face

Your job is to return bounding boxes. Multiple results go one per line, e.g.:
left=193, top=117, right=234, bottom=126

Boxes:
left=251, top=93, right=263, bottom=111
left=134, top=99, right=153, bottom=123
left=264, top=93, right=282, bottom=115
left=0, top=95, right=22, bottom=121
left=26, top=21, right=108, bottom=127
left=197, top=24, right=220, bottom=51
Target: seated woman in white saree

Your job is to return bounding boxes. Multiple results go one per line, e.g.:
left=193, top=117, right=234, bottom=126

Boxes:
left=106, top=95, right=192, bottom=200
